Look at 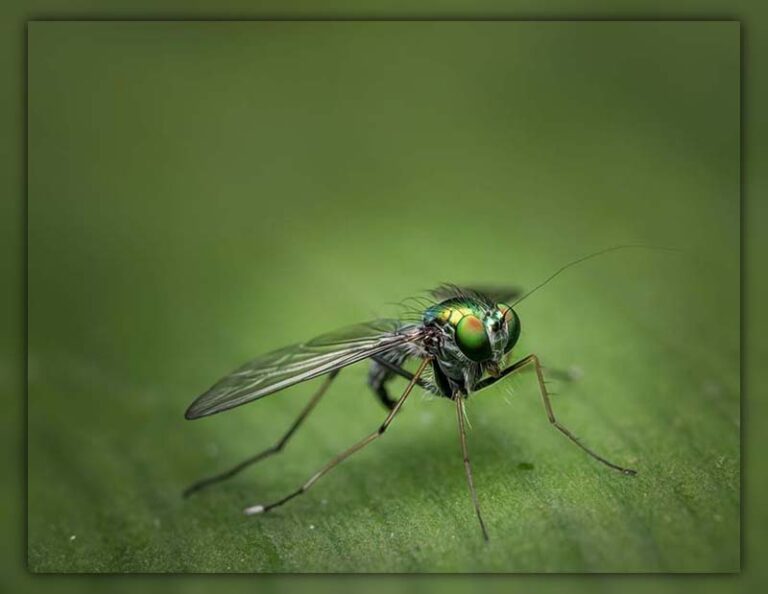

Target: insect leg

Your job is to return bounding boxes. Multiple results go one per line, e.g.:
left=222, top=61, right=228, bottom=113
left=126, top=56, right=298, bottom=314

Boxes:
left=243, top=358, right=432, bottom=515
left=475, top=354, right=637, bottom=475
left=183, top=370, right=340, bottom=498
left=455, top=395, right=490, bottom=542
left=370, top=355, right=439, bottom=411
left=368, top=354, right=405, bottom=410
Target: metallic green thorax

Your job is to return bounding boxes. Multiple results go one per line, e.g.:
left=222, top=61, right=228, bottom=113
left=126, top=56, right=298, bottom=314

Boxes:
left=424, top=298, right=488, bottom=328
left=421, top=296, right=521, bottom=397
left=424, top=297, right=520, bottom=362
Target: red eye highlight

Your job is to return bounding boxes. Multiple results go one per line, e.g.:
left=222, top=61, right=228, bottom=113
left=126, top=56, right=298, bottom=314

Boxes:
left=464, top=316, right=483, bottom=332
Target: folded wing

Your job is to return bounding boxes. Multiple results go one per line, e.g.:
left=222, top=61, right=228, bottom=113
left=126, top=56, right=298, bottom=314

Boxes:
left=186, top=319, right=424, bottom=419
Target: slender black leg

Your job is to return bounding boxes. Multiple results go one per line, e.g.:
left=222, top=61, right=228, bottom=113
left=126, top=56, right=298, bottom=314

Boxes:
left=243, top=358, right=432, bottom=515
left=369, top=356, right=433, bottom=389
left=183, top=370, right=340, bottom=498
left=474, top=354, right=637, bottom=475
left=455, top=395, right=490, bottom=542
left=369, top=355, right=438, bottom=410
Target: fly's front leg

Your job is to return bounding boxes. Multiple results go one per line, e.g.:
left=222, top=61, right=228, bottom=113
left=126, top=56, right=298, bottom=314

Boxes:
left=475, top=354, right=637, bottom=475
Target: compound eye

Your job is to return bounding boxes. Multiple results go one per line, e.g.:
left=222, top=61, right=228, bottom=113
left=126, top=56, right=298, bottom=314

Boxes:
left=497, top=304, right=521, bottom=353
left=455, top=315, right=492, bottom=362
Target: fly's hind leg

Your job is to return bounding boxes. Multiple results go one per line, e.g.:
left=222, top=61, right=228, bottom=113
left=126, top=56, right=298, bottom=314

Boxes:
left=368, top=365, right=398, bottom=411
left=244, top=358, right=432, bottom=515
left=183, top=370, right=340, bottom=498
left=369, top=353, right=438, bottom=410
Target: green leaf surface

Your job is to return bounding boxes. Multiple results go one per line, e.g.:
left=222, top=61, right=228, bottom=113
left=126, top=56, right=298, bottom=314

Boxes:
left=27, top=21, right=739, bottom=572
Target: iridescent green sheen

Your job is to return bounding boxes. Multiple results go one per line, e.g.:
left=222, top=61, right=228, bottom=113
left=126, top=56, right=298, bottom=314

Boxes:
left=455, top=315, right=492, bottom=361
left=424, top=298, right=485, bottom=326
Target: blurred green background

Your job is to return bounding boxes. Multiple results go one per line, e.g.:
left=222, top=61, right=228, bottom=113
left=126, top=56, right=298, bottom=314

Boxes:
left=27, top=22, right=738, bottom=572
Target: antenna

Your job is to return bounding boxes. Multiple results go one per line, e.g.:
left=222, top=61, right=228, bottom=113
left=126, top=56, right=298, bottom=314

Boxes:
left=511, top=244, right=679, bottom=309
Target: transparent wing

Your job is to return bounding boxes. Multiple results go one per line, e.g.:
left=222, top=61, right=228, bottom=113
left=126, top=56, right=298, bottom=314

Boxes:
left=430, top=284, right=522, bottom=304
left=186, top=319, right=425, bottom=419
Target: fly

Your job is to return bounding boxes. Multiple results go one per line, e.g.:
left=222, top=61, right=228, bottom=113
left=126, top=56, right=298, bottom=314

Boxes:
left=183, top=246, right=662, bottom=541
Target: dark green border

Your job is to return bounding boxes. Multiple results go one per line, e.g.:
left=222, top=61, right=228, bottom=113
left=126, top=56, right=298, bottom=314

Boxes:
left=3, top=0, right=764, bottom=591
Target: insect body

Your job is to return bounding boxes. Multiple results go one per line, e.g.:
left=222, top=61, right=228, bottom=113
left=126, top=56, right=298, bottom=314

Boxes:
left=422, top=296, right=520, bottom=396
left=184, top=271, right=638, bottom=542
